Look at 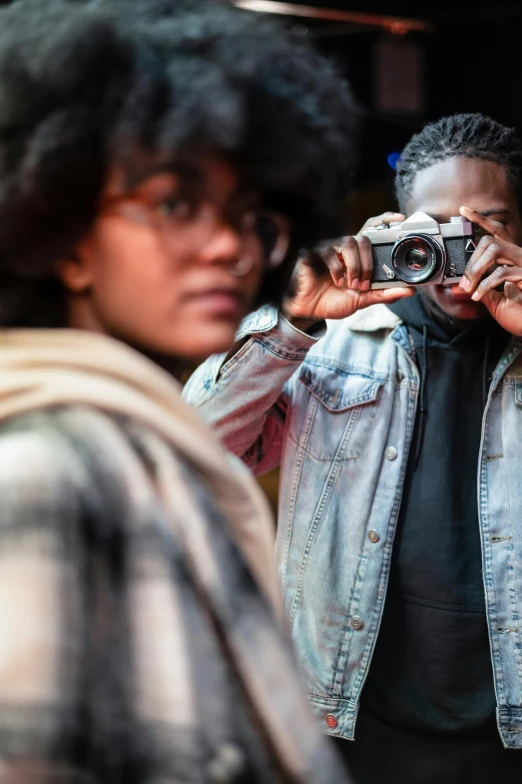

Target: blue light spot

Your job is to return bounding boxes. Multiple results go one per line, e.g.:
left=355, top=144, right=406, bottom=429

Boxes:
left=387, top=152, right=401, bottom=170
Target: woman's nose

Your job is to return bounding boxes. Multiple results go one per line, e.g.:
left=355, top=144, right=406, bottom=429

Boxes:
left=198, top=221, right=245, bottom=267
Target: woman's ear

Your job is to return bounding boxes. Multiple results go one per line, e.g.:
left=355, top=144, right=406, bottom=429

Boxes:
left=55, top=249, right=93, bottom=294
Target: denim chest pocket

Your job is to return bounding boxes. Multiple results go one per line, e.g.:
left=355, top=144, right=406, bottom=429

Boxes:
left=290, top=365, right=384, bottom=461
left=515, top=384, right=522, bottom=407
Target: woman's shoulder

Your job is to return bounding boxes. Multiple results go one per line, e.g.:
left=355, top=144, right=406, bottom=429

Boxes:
left=0, top=404, right=148, bottom=508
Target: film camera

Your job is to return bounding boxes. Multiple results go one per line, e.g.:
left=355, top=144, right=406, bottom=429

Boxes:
left=363, top=212, right=478, bottom=289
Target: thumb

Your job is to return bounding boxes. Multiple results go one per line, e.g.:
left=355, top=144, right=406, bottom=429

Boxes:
left=479, top=289, right=522, bottom=335
left=480, top=289, right=503, bottom=320
left=357, top=287, right=415, bottom=309
left=504, top=281, right=522, bottom=303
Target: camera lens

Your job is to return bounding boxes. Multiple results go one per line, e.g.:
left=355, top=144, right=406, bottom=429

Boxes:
left=404, top=246, right=429, bottom=271
left=391, top=234, right=443, bottom=284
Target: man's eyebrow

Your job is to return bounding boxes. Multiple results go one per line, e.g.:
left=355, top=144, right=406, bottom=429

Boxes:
left=418, top=209, right=511, bottom=225
left=479, top=207, right=510, bottom=218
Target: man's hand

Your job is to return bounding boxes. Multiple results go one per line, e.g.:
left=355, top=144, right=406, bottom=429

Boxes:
left=459, top=206, right=522, bottom=336
left=283, top=212, right=414, bottom=324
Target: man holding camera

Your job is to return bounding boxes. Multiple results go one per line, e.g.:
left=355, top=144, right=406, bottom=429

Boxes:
left=184, top=113, right=522, bottom=783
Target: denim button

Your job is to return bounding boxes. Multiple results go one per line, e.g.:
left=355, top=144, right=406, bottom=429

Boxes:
left=368, top=529, right=380, bottom=543
left=350, top=615, right=363, bottom=630
left=385, top=446, right=397, bottom=460
left=325, top=713, right=338, bottom=728
left=208, top=744, right=244, bottom=782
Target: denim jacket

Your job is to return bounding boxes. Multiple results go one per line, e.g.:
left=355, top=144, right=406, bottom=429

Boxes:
left=184, top=303, right=522, bottom=749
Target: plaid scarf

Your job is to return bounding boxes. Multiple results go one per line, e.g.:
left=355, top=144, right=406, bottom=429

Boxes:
left=0, top=329, right=349, bottom=783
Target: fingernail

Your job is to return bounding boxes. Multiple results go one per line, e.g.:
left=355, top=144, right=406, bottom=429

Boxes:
left=351, top=277, right=360, bottom=290
left=361, top=279, right=370, bottom=291
left=471, top=291, right=480, bottom=301
left=460, top=277, right=470, bottom=291
left=338, top=275, right=346, bottom=287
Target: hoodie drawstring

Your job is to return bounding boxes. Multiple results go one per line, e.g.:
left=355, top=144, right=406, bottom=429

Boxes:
left=482, top=330, right=490, bottom=409
left=414, top=325, right=428, bottom=472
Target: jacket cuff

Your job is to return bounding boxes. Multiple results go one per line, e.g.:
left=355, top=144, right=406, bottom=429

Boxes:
left=236, top=305, right=326, bottom=361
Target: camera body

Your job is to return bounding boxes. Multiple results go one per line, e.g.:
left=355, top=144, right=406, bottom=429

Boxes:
left=363, top=212, right=477, bottom=289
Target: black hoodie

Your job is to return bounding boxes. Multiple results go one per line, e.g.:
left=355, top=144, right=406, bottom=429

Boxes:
left=361, top=292, right=509, bottom=736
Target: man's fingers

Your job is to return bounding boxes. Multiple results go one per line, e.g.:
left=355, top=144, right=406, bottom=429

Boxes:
left=331, top=234, right=378, bottom=291
left=355, top=234, right=373, bottom=291
left=471, top=265, right=522, bottom=301
left=323, top=245, right=347, bottom=287
left=360, top=211, right=405, bottom=233
left=461, top=236, right=505, bottom=291
left=338, top=235, right=362, bottom=290
left=459, top=206, right=510, bottom=240
left=461, top=233, right=522, bottom=293
left=320, top=213, right=409, bottom=292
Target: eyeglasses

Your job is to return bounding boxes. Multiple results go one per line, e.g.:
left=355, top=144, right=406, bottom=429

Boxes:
left=101, top=187, right=290, bottom=270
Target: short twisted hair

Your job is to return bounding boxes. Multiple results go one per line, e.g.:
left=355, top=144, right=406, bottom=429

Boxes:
left=0, top=0, right=357, bottom=326
left=395, top=113, right=522, bottom=212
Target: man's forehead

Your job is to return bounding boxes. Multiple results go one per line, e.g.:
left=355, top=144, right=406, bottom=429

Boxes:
left=408, top=157, right=513, bottom=217
left=411, top=157, right=510, bottom=200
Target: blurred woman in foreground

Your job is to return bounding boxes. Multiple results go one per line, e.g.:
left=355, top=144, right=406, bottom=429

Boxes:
left=0, top=0, right=356, bottom=781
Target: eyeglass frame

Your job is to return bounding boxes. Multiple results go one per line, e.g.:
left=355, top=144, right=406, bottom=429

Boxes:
left=98, top=170, right=291, bottom=271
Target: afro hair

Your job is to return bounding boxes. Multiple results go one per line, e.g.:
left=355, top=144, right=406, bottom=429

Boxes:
left=0, top=0, right=358, bottom=326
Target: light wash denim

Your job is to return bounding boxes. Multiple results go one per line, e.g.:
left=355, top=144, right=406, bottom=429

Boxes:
left=184, top=303, right=522, bottom=748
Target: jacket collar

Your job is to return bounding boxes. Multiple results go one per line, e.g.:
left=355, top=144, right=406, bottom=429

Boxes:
left=338, top=304, right=403, bottom=333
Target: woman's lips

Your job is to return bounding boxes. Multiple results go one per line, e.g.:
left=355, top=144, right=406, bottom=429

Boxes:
left=185, top=288, right=246, bottom=317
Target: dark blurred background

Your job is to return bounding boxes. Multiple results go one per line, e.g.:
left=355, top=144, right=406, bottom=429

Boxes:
left=1, top=0, right=515, bottom=223
left=234, top=1, right=520, bottom=231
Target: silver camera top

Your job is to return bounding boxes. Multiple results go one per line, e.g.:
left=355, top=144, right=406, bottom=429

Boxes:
left=363, top=211, right=473, bottom=242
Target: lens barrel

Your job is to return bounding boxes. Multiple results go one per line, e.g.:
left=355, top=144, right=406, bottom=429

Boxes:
left=391, top=234, right=443, bottom=284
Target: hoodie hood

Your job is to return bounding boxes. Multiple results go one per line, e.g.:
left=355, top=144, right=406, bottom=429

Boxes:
left=0, top=327, right=280, bottom=615
left=388, top=291, right=501, bottom=346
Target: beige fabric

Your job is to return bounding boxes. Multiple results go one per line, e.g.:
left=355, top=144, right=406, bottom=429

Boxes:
left=0, top=328, right=282, bottom=620
left=340, top=302, right=402, bottom=333
left=0, top=328, right=345, bottom=780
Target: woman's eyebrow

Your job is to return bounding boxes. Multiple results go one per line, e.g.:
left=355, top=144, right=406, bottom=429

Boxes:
left=126, top=162, right=202, bottom=189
